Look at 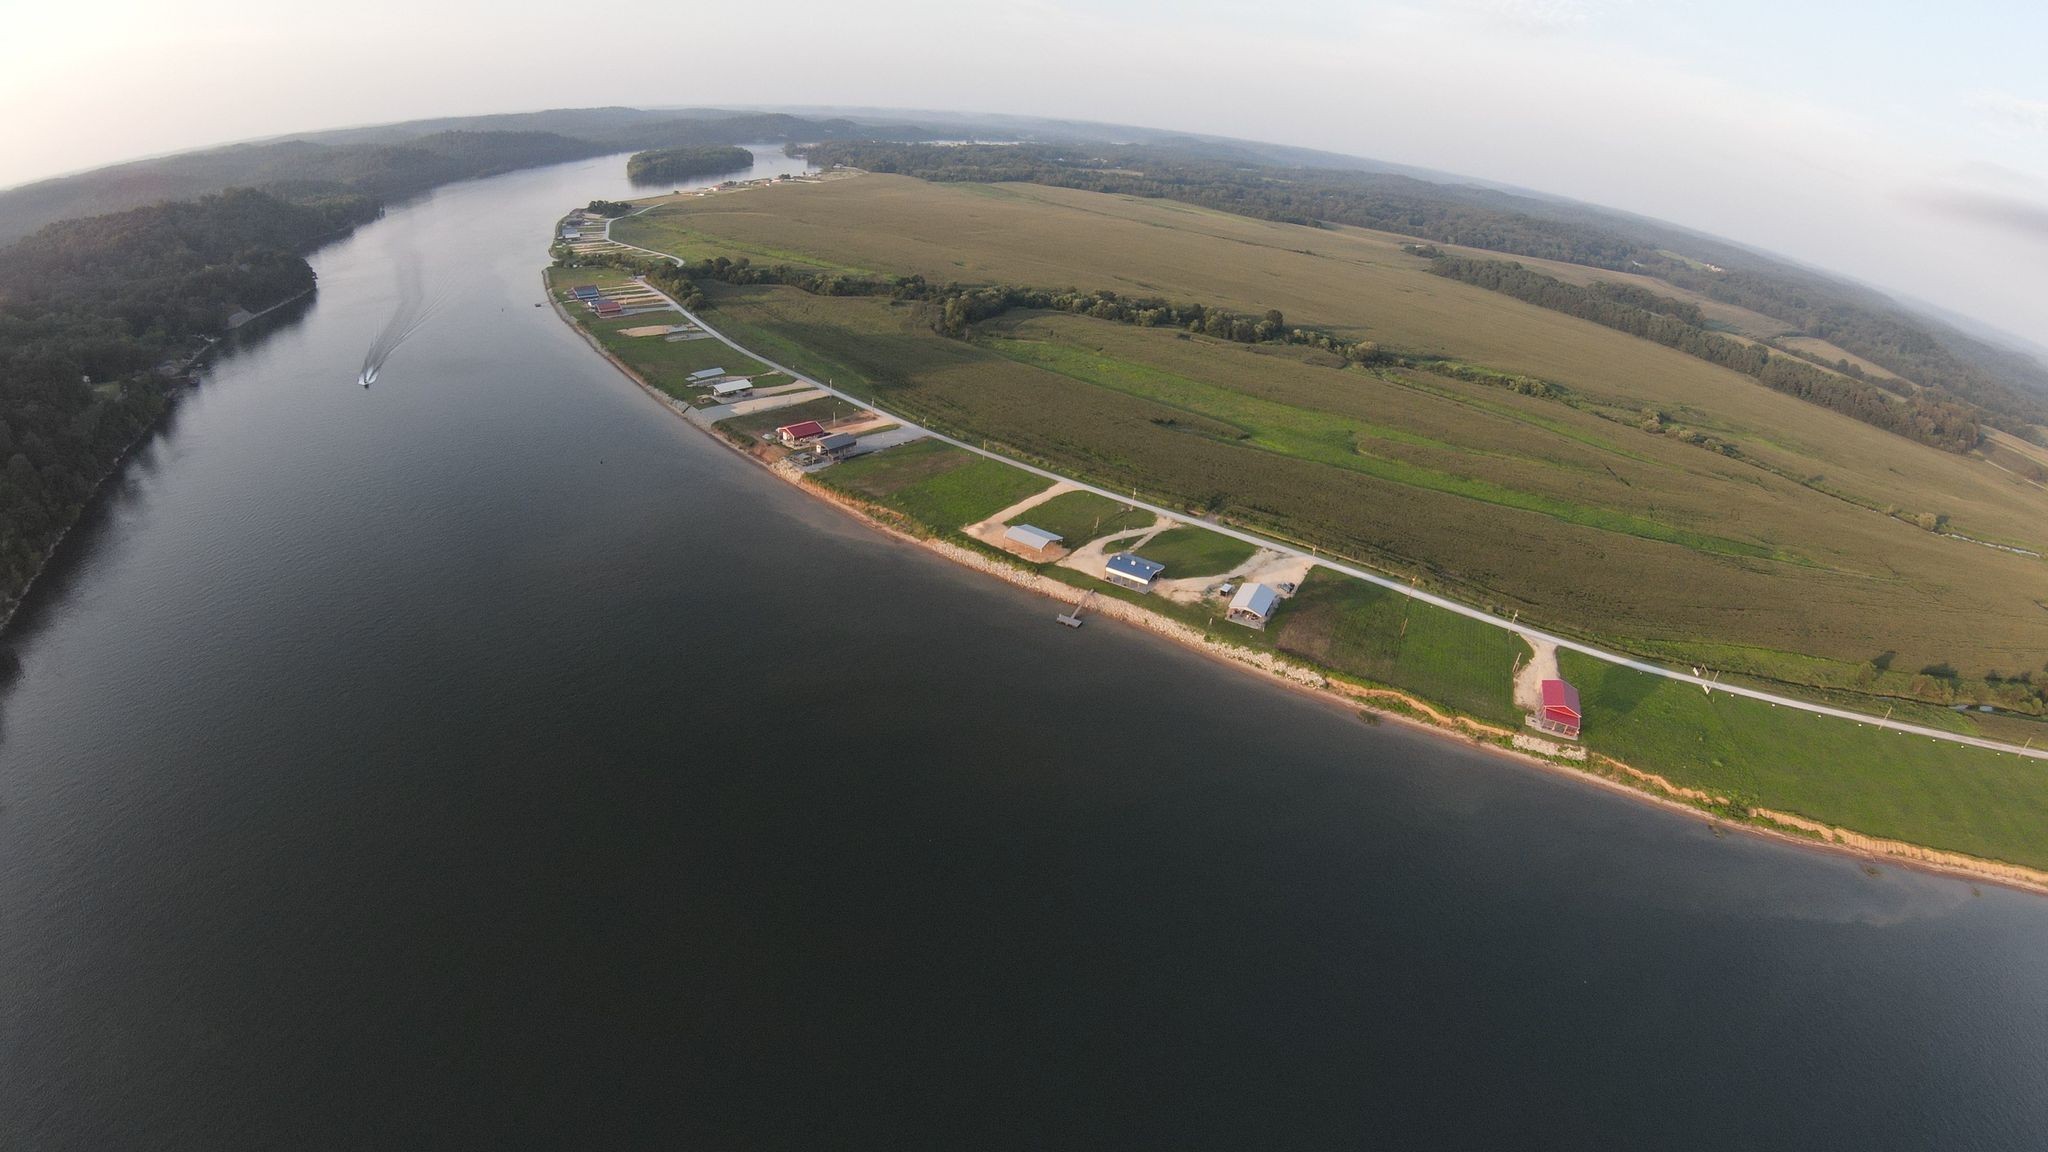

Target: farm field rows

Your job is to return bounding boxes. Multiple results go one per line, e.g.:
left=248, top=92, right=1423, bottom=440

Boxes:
left=692, top=277, right=2048, bottom=694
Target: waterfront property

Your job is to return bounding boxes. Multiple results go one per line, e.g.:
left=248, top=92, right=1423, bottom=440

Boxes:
left=1537, top=678, right=1583, bottom=739
left=1104, top=552, right=1165, bottom=591
left=1227, top=582, right=1280, bottom=626
left=711, top=379, right=754, bottom=400
left=572, top=284, right=600, bottom=301
left=777, top=419, right=826, bottom=446
left=689, top=366, right=728, bottom=382
left=1004, top=523, right=1063, bottom=554
left=813, top=431, right=859, bottom=459
left=593, top=299, right=623, bottom=318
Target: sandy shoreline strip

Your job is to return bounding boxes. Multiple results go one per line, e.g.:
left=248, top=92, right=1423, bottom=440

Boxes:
left=547, top=270, right=2048, bottom=899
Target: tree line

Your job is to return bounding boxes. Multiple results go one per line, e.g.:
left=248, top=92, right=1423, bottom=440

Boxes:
left=1427, top=257, right=1982, bottom=453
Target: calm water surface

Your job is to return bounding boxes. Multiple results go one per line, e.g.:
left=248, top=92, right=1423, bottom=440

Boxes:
left=1, top=151, right=2044, bottom=1150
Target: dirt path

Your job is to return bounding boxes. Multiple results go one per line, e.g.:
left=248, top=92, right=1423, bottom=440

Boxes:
left=1512, top=634, right=1557, bottom=716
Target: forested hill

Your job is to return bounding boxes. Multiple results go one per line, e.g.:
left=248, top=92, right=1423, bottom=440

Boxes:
left=0, top=130, right=612, bottom=243
left=801, top=141, right=2048, bottom=438
left=0, top=189, right=369, bottom=609
left=0, top=111, right=950, bottom=244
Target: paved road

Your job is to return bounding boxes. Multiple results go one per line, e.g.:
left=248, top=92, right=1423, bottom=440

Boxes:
left=598, top=216, right=2048, bottom=763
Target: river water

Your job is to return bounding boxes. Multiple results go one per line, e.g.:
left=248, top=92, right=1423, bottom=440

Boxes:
left=1, top=149, right=2043, bottom=1149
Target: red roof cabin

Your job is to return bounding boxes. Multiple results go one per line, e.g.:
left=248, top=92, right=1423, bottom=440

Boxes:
left=1538, top=678, right=1582, bottom=739
left=593, top=299, right=623, bottom=317
left=775, top=419, right=826, bottom=446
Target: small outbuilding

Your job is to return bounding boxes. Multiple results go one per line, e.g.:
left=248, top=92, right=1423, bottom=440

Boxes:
left=776, top=419, right=827, bottom=446
left=1104, top=552, right=1165, bottom=591
left=572, top=284, right=601, bottom=300
left=688, top=367, right=728, bottom=381
left=813, top=432, right=858, bottom=458
left=1226, top=582, right=1280, bottom=625
left=593, top=299, right=623, bottom=317
left=1537, top=678, right=1583, bottom=739
left=710, top=379, right=754, bottom=400
left=1004, top=524, right=1063, bottom=553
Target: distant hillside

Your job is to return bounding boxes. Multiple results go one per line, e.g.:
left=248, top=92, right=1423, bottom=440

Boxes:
left=0, top=109, right=957, bottom=243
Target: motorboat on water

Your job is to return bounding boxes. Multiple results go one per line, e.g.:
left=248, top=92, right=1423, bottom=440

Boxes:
left=359, top=366, right=378, bottom=387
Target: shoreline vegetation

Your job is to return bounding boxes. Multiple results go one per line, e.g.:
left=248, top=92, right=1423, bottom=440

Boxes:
left=544, top=259, right=2048, bottom=899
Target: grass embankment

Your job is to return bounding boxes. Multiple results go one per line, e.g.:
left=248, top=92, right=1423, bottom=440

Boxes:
left=1273, top=569, right=1523, bottom=725
left=816, top=438, right=1051, bottom=534
left=1006, top=490, right=1153, bottom=547
left=1129, top=525, right=1257, bottom=578
left=1563, top=651, right=2048, bottom=870
left=633, top=178, right=2048, bottom=693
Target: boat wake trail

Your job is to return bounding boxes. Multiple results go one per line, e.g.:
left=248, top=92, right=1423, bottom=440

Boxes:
left=358, top=247, right=448, bottom=386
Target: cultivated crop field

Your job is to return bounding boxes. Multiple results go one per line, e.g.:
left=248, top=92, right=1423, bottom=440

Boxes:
left=694, top=277, right=2048, bottom=701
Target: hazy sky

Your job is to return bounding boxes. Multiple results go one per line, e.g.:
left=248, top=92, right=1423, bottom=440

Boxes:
left=4, top=0, right=2044, bottom=345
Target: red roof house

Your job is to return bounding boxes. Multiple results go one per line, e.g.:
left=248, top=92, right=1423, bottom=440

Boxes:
left=1539, top=678, right=1582, bottom=738
left=776, top=419, right=826, bottom=445
left=593, top=299, right=623, bottom=317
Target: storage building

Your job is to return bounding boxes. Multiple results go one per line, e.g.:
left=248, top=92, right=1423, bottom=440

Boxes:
left=776, top=420, right=827, bottom=446
left=813, top=432, right=858, bottom=458
left=1104, top=552, right=1165, bottom=590
left=593, top=299, right=623, bottom=317
left=572, top=284, right=601, bottom=300
left=688, top=367, right=728, bottom=381
left=1538, top=679, right=1583, bottom=739
left=710, top=379, right=753, bottom=399
left=1004, top=524, right=1063, bottom=553
left=1227, top=582, right=1279, bottom=625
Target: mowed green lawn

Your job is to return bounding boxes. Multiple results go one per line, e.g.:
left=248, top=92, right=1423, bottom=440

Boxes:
left=1006, top=490, right=1153, bottom=548
left=1274, top=569, right=1523, bottom=724
left=817, top=439, right=1050, bottom=534
left=714, top=396, right=859, bottom=439
left=1131, top=525, right=1258, bottom=578
left=1561, top=651, right=2048, bottom=870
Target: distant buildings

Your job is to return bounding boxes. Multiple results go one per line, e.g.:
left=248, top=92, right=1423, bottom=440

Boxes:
left=571, top=285, right=601, bottom=301
left=688, top=367, right=727, bottom=382
left=710, top=379, right=754, bottom=400
left=1104, top=552, right=1165, bottom=590
left=593, top=299, right=623, bottom=317
left=1004, top=524, right=1063, bottom=553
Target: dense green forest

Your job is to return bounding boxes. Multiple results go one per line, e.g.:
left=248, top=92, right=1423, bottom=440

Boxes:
left=625, top=146, right=755, bottom=185
left=0, top=189, right=371, bottom=609
left=801, top=141, right=2048, bottom=435
left=1428, top=257, right=1983, bottom=452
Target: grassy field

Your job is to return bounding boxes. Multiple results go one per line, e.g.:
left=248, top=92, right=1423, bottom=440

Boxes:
left=1561, top=650, right=2048, bottom=870
left=1273, top=569, right=1523, bottom=724
left=1130, top=525, right=1258, bottom=578
left=713, top=395, right=862, bottom=439
left=1006, top=490, right=1153, bottom=546
left=816, top=439, right=1051, bottom=534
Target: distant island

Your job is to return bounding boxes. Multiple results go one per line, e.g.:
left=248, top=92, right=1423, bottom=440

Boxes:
left=626, top=145, right=755, bottom=186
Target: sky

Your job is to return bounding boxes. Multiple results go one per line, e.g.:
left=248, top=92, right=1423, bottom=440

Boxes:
left=3, top=0, right=2044, bottom=347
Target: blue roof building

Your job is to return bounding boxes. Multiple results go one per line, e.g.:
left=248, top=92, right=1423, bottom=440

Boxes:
left=1104, top=552, right=1165, bottom=590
